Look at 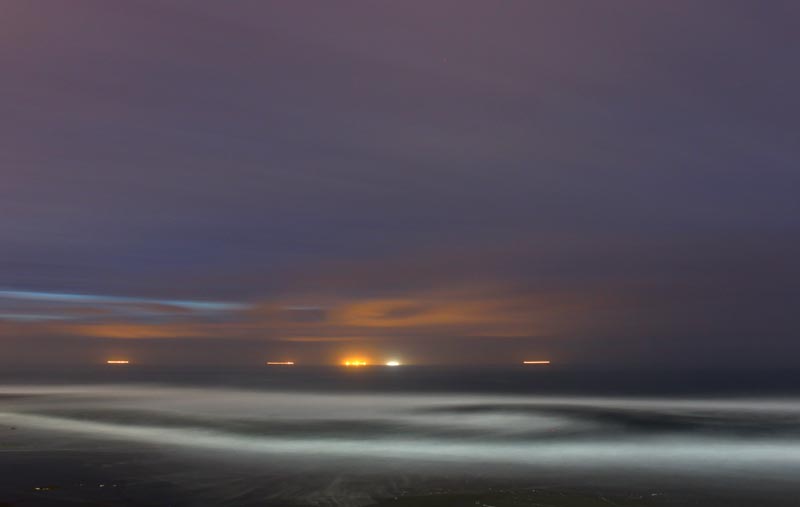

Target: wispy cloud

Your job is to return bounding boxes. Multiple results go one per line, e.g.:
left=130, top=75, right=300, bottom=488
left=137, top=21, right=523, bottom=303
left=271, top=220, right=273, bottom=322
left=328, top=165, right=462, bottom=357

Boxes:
left=0, top=289, right=249, bottom=324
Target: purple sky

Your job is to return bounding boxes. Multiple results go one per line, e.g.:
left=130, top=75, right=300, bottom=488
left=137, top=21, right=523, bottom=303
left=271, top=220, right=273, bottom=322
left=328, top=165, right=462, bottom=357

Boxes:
left=1, top=1, right=799, bottom=366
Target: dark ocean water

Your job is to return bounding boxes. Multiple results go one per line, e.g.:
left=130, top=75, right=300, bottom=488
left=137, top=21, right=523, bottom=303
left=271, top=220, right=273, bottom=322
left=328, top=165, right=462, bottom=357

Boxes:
left=1, top=366, right=800, bottom=506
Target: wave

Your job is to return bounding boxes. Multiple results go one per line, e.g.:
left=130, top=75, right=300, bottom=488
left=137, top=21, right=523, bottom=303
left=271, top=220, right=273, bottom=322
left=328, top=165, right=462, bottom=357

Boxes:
left=3, top=384, right=800, bottom=478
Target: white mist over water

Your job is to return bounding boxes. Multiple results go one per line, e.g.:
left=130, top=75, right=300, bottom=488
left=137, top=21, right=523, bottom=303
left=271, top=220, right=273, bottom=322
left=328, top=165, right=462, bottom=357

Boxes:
left=3, top=384, right=800, bottom=481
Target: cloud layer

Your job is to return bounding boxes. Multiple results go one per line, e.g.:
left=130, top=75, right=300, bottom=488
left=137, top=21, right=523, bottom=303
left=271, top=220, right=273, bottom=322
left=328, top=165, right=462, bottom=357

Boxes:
left=1, top=1, right=799, bottom=366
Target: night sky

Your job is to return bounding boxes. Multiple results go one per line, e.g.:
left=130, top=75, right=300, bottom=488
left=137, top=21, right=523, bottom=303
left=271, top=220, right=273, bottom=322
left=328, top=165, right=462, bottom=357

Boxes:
left=2, top=1, right=798, bottom=366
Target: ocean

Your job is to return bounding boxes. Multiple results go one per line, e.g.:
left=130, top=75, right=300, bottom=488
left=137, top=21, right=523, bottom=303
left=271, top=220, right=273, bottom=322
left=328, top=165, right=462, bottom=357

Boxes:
left=1, top=366, right=799, bottom=506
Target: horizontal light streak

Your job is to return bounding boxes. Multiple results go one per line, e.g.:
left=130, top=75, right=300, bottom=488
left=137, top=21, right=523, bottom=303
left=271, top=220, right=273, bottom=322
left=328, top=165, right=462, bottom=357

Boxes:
left=0, top=289, right=248, bottom=312
left=266, top=361, right=295, bottom=365
left=523, top=360, right=550, bottom=365
left=106, top=360, right=130, bottom=364
left=0, top=313, right=75, bottom=322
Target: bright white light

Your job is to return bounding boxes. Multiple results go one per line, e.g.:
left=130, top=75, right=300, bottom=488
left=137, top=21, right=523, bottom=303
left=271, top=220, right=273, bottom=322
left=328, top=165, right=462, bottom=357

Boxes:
left=385, top=360, right=400, bottom=367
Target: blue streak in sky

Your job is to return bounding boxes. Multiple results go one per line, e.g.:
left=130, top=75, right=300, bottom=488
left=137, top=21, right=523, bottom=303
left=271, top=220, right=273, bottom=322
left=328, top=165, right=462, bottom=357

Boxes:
left=0, top=290, right=248, bottom=312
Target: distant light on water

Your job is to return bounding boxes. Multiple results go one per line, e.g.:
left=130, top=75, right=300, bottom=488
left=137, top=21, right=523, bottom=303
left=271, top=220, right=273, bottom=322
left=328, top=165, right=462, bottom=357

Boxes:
left=343, top=359, right=368, bottom=366
left=523, top=360, right=550, bottom=365
left=106, top=360, right=130, bottom=365
left=266, top=361, right=295, bottom=365
left=385, top=360, right=401, bottom=367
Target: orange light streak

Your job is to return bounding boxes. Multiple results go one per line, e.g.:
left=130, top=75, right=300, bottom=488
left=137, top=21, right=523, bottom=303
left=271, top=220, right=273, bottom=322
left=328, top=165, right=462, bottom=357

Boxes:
left=106, top=360, right=130, bottom=364
left=523, top=360, right=551, bottom=365
left=266, top=361, right=295, bottom=365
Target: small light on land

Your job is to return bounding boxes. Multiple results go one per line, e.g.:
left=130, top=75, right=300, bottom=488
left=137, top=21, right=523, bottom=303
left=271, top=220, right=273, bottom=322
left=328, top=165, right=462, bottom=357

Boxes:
left=385, top=360, right=401, bottom=367
left=106, top=360, right=129, bottom=364
left=266, top=361, right=294, bottom=365
left=523, top=360, right=550, bottom=365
